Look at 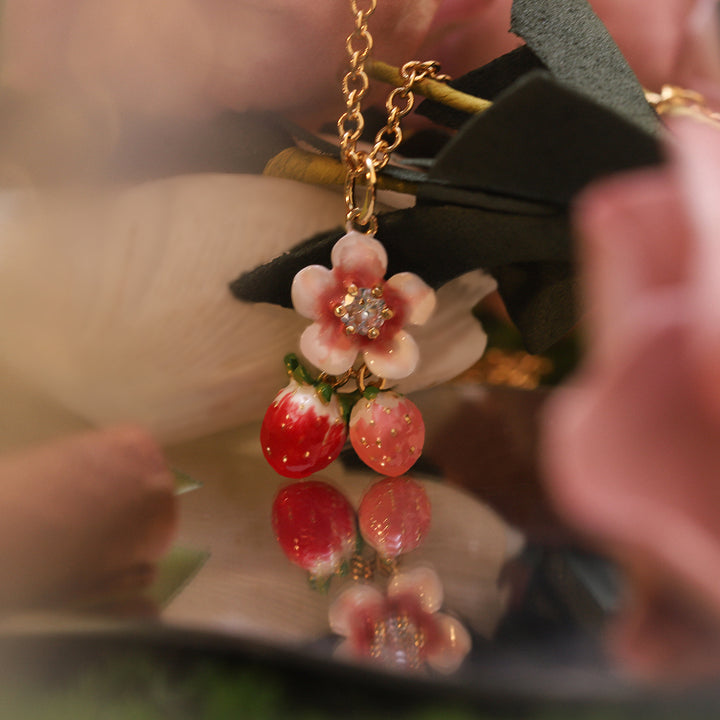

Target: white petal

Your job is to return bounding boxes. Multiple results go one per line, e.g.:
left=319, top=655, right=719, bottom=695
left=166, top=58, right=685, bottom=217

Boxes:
left=385, top=272, right=436, bottom=325
left=328, top=583, right=385, bottom=637
left=426, top=614, right=472, bottom=674
left=331, top=231, right=387, bottom=280
left=0, top=174, right=345, bottom=445
left=387, top=565, right=444, bottom=613
left=363, top=330, right=419, bottom=380
left=291, top=265, right=335, bottom=320
left=396, top=270, right=496, bottom=394
left=299, top=322, right=358, bottom=376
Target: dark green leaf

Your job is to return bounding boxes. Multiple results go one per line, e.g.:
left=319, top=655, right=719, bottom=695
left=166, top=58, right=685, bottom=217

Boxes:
left=510, top=0, right=660, bottom=136
left=420, top=72, right=663, bottom=208
left=493, top=262, right=579, bottom=352
left=230, top=205, right=572, bottom=309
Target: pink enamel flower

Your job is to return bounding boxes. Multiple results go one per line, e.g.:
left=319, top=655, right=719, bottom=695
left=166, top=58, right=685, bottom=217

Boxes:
left=328, top=566, right=471, bottom=674
left=291, top=231, right=436, bottom=380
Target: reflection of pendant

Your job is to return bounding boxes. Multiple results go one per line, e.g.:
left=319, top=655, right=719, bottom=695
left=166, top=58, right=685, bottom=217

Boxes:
left=271, top=480, right=357, bottom=588
left=358, top=477, right=431, bottom=559
left=370, top=613, right=426, bottom=670
left=328, top=566, right=472, bottom=674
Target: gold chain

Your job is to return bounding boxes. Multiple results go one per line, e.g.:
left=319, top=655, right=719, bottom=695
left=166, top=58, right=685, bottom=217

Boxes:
left=338, top=0, right=448, bottom=234
left=646, top=84, right=720, bottom=126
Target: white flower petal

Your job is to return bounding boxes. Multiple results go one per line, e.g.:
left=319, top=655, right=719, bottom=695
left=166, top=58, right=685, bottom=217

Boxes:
left=0, top=174, right=344, bottom=444
left=363, top=330, right=419, bottom=380
left=291, top=265, right=336, bottom=320
left=387, top=565, right=444, bottom=613
left=385, top=272, right=436, bottom=325
left=426, top=614, right=472, bottom=674
left=328, top=583, right=385, bottom=638
left=331, top=231, right=387, bottom=281
left=299, top=321, right=358, bottom=375
left=396, top=270, right=496, bottom=394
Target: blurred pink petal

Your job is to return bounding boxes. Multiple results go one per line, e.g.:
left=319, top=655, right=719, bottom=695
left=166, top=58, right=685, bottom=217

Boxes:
left=0, top=426, right=177, bottom=609
left=543, top=117, right=720, bottom=679
left=673, top=119, right=720, bottom=417
left=1, top=0, right=445, bottom=119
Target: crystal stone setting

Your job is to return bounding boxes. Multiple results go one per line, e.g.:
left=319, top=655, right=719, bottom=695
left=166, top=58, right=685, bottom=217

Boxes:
left=336, top=286, right=392, bottom=339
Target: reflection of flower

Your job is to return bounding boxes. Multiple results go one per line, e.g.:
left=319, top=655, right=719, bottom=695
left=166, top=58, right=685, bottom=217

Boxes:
left=328, top=566, right=470, bottom=674
left=543, top=118, right=720, bottom=680
left=291, top=231, right=436, bottom=379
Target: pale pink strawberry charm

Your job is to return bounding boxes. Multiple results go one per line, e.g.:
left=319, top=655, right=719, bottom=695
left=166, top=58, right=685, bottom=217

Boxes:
left=358, top=476, right=431, bottom=559
left=261, top=377, right=347, bottom=479
left=349, top=390, right=425, bottom=476
left=272, top=481, right=358, bottom=584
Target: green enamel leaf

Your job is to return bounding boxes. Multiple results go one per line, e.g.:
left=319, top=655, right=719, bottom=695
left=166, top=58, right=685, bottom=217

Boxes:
left=362, top=386, right=381, bottom=400
left=315, top=382, right=334, bottom=404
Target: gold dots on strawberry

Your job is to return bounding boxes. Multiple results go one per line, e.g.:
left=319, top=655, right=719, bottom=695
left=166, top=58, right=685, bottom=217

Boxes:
left=348, top=390, right=425, bottom=476
left=261, top=379, right=348, bottom=478
left=272, top=480, right=357, bottom=581
left=358, top=476, right=431, bottom=559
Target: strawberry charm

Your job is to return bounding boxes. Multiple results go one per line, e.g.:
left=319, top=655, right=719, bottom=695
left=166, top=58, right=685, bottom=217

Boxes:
left=349, top=389, right=425, bottom=477
left=261, top=357, right=347, bottom=479
left=358, top=476, right=431, bottom=559
left=272, top=481, right=358, bottom=588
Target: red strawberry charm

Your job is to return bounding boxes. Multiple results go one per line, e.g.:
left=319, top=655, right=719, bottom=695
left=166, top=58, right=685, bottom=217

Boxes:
left=272, top=481, right=358, bottom=585
left=358, top=476, right=431, bottom=559
left=261, top=378, right=347, bottom=479
left=349, top=390, right=425, bottom=476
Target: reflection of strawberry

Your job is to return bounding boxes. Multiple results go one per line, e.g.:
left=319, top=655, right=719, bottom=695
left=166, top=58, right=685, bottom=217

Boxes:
left=272, top=481, right=357, bottom=584
left=348, top=390, right=425, bottom=476
left=261, top=378, right=347, bottom=479
left=358, top=476, right=431, bottom=559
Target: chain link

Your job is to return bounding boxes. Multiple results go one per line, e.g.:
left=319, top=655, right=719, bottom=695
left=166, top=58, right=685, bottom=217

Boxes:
left=339, top=5, right=448, bottom=234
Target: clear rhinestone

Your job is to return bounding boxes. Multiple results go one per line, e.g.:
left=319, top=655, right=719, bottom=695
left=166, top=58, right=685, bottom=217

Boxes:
left=338, top=287, right=390, bottom=338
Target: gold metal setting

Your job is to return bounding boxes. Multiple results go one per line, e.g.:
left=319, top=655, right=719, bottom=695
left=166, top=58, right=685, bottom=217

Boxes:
left=356, top=364, right=388, bottom=393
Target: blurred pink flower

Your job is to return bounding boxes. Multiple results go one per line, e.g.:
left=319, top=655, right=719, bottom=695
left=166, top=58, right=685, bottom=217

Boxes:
left=6, top=0, right=716, bottom=121
left=589, top=0, right=720, bottom=95
left=0, top=0, right=446, bottom=119
left=543, top=118, right=720, bottom=680
left=420, top=0, right=720, bottom=98
left=0, top=426, right=177, bottom=609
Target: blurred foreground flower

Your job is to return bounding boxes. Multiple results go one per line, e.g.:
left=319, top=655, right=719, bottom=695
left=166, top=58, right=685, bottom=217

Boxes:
left=0, top=426, right=177, bottom=609
left=543, top=118, right=720, bottom=680
left=420, top=0, right=720, bottom=97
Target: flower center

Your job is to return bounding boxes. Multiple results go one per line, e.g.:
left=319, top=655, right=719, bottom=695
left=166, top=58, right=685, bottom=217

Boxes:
left=334, top=284, right=394, bottom=340
left=369, top=613, right=426, bottom=670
